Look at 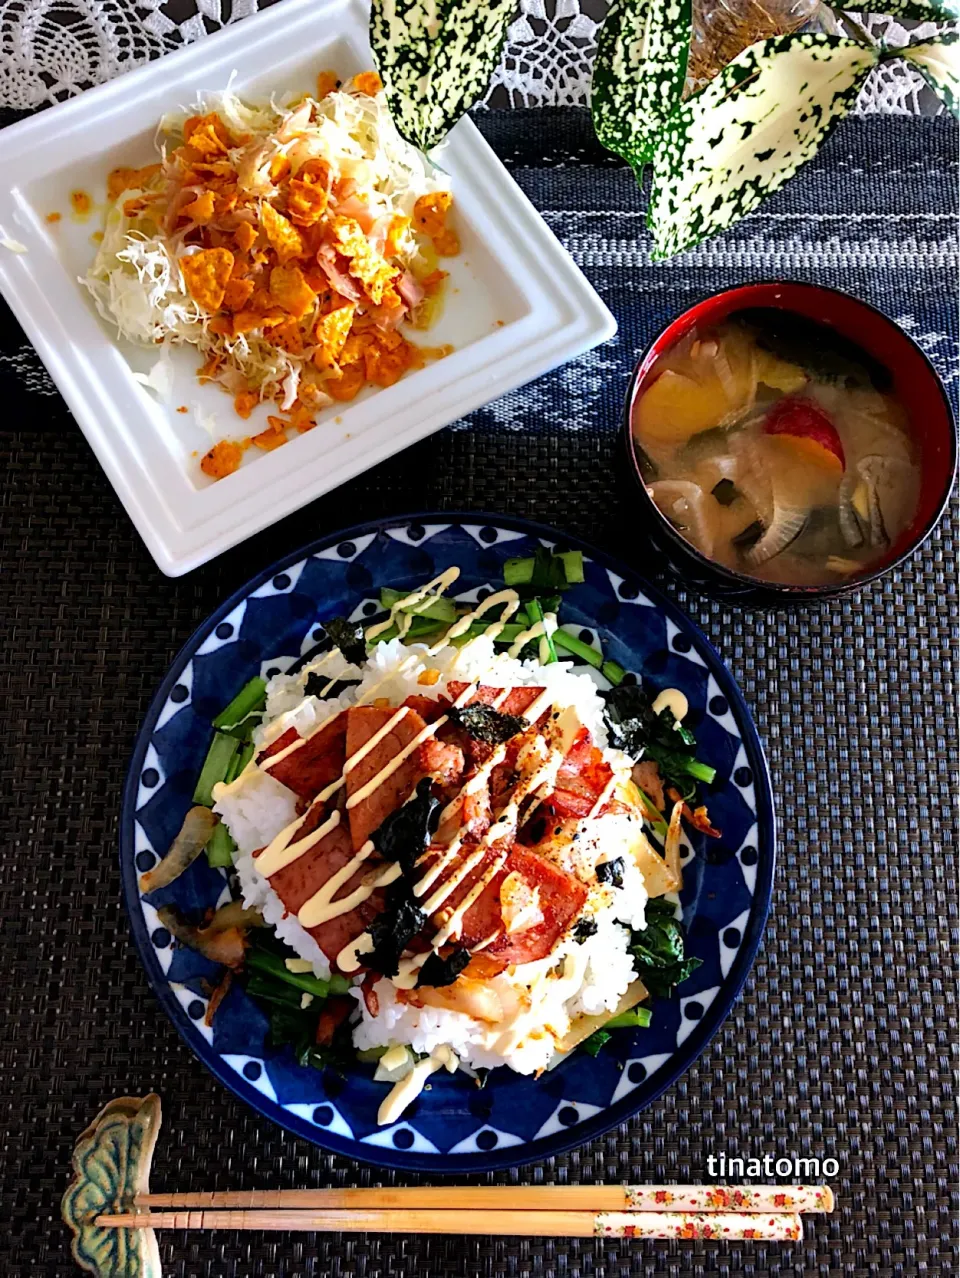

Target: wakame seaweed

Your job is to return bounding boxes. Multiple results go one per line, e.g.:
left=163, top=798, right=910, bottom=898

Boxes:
left=630, top=899, right=702, bottom=999
left=448, top=703, right=528, bottom=746
left=371, top=777, right=441, bottom=874
left=417, top=947, right=471, bottom=987
left=320, top=616, right=368, bottom=666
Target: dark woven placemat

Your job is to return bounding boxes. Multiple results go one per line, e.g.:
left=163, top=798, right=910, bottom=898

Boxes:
left=0, top=109, right=957, bottom=1277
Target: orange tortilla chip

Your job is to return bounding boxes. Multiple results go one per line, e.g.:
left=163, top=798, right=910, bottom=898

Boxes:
left=272, top=319, right=305, bottom=356
left=182, top=190, right=216, bottom=224
left=223, top=277, right=255, bottom=312
left=184, top=112, right=233, bottom=157
left=233, top=221, right=257, bottom=254
left=107, top=163, right=161, bottom=202
left=313, top=305, right=355, bottom=369
left=327, top=364, right=365, bottom=402
left=385, top=215, right=410, bottom=257
left=413, top=191, right=452, bottom=239
left=328, top=215, right=396, bottom=305
left=252, top=424, right=288, bottom=451
left=200, top=439, right=245, bottom=479
left=286, top=178, right=328, bottom=227
left=269, top=154, right=292, bottom=183
left=260, top=201, right=304, bottom=263
left=316, top=70, right=340, bottom=98
left=234, top=390, right=259, bottom=419
left=269, top=263, right=316, bottom=319
left=352, top=71, right=383, bottom=96
left=180, top=247, right=234, bottom=311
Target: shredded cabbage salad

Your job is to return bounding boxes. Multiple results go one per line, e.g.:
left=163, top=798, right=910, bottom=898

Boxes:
left=83, top=71, right=458, bottom=479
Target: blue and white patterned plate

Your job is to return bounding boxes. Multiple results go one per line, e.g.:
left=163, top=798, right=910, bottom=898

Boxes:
left=121, top=514, right=775, bottom=1172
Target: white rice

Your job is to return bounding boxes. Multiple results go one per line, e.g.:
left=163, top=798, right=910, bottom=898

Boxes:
left=215, top=631, right=649, bottom=1063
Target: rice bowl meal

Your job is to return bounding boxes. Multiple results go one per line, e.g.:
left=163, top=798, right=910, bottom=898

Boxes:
left=146, top=548, right=717, bottom=1125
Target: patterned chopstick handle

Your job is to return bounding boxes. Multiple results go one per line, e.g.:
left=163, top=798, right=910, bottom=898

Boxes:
left=625, top=1185, right=833, bottom=1213
left=596, top=1211, right=804, bottom=1241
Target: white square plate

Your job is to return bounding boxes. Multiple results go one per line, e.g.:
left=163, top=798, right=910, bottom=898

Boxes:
left=0, top=0, right=615, bottom=576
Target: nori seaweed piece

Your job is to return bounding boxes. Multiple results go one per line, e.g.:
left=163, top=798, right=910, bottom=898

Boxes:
left=572, top=917, right=599, bottom=944
left=596, top=857, right=625, bottom=889
left=417, top=947, right=471, bottom=988
left=320, top=616, right=367, bottom=666
left=304, top=672, right=361, bottom=699
left=366, top=885, right=427, bottom=978
left=448, top=703, right=528, bottom=746
left=370, top=777, right=441, bottom=875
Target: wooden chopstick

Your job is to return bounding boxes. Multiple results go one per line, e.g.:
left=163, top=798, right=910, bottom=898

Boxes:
left=98, top=1208, right=805, bottom=1240
left=134, top=1184, right=832, bottom=1214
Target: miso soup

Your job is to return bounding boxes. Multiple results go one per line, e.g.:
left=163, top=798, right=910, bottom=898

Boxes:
left=632, top=309, right=921, bottom=587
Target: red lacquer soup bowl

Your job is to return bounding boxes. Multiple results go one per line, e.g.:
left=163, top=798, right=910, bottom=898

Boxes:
left=622, top=281, right=957, bottom=604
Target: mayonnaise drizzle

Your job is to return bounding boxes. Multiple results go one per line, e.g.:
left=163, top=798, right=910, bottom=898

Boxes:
left=377, top=1045, right=458, bottom=1126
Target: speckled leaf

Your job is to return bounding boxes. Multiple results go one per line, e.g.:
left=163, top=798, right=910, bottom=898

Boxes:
left=839, top=0, right=959, bottom=18
left=902, top=33, right=960, bottom=116
left=591, top=0, right=692, bottom=169
left=370, top=0, right=519, bottom=152
left=648, top=33, right=878, bottom=260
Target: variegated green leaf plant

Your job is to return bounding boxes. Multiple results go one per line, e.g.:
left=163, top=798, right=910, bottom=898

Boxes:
left=901, top=30, right=960, bottom=115
left=647, top=32, right=880, bottom=258
left=591, top=0, right=692, bottom=170
left=839, top=0, right=959, bottom=18
left=369, top=0, right=519, bottom=152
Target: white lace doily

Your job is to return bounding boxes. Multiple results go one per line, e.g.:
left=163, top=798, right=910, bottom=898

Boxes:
left=0, top=0, right=949, bottom=115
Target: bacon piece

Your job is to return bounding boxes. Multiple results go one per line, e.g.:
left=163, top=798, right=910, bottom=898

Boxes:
left=419, top=736, right=464, bottom=787
left=453, top=844, right=588, bottom=968
left=446, top=681, right=546, bottom=719
left=256, top=712, right=347, bottom=804
left=344, top=705, right=429, bottom=852
left=315, top=994, right=354, bottom=1046
left=263, top=803, right=386, bottom=963
left=403, top=693, right=449, bottom=723
left=540, top=728, right=614, bottom=820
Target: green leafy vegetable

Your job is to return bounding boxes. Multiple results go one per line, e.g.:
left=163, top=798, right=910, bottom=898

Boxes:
left=370, top=0, right=519, bottom=152
left=321, top=616, right=368, bottom=666
left=580, top=1005, right=653, bottom=1056
left=205, top=820, right=236, bottom=869
left=648, top=33, right=878, bottom=259
left=212, top=676, right=266, bottom=731
left=602, top=684, right=716, bottom=791
left=591, top=0, right=692, bottom=169
left=246, top=947, right=349, bottom=999
left=901, top=33, right=960, bottom=117
left=193, top=731, right=240, bottom=806
left=630, top=898, right=702, bottom=998
left=503, top=546, right=584, bottom=594
left=417, top=947, right=471, bottom=987
left=448, top=703, right=528, bottom=746
left=380, top=586, right=458, bottom=623
left=524, top=597, right=557, bottom=663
